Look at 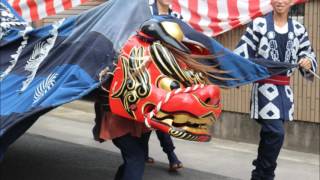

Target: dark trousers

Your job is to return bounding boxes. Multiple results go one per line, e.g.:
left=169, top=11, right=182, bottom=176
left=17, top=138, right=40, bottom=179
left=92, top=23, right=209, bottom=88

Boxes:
left=155, top=130, right=175, bottom=154
left=112, top=133, right=150, bottom=180
left=145, top=130, right=175, bottom=156
left=252, top=119, right=285, bottom=180
left=0, top=146, right=5, bottom=162
left=145, top=130, right=180, bottom=165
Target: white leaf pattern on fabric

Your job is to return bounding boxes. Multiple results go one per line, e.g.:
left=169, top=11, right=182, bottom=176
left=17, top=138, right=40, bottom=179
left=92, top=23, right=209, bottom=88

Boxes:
left=1, top=2, right=33, bottom=81
left=0, top=3, right=28, bottom=40
left=20, top=19, right=64, bottom=92
left=0, top=31, right=29, bottom=81
left=33, top=73, right=58, bottom=104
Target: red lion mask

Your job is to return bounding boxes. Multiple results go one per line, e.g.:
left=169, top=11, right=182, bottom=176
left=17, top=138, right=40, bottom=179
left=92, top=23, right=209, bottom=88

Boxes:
left=109, top=19, right=222, bottom=142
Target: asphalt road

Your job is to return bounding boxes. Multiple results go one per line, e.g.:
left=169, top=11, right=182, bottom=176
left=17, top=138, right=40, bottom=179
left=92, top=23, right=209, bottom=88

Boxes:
left=0, top=101, right=318, bottom=180
left=0, top=134, right=236, bottom=180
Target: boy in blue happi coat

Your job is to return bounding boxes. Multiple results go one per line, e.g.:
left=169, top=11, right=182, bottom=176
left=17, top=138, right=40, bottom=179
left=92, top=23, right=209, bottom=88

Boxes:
left=235, top=0, right=317, bottom=179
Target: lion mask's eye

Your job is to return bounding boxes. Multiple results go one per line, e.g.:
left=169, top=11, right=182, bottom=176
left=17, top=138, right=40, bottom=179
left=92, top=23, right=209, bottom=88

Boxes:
left=158, top=77, right=182, bottom=91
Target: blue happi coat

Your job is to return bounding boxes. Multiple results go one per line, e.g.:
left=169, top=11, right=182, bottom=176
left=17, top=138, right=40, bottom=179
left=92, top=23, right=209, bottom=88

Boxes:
left=234, top=13, right=317, bottom=121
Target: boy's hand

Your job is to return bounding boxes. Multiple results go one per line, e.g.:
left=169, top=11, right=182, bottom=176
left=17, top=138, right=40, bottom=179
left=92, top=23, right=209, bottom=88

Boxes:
left=299, top=58, right=312, bottom=70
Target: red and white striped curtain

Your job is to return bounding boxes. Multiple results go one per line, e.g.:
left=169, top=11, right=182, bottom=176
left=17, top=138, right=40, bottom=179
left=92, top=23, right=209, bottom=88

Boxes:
left=8, top=0, right=306, bottom=35
left=7, top=0, right=88, bottom=22
left=172, top=0, right=306, bottom=37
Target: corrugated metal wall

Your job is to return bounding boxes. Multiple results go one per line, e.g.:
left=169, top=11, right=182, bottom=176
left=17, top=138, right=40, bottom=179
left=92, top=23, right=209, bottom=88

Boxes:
left=42, top=0, right=319, bottom=123
left=294, top=0, right=319, bottom=123
left=216, top=0, right=320, bottom=123
left=41, top=0, right=105, bottom=25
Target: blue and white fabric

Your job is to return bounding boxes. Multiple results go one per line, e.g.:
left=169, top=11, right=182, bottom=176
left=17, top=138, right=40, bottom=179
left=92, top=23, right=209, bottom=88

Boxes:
left=234, top=12, right=318, bottom=120
left=0, top=0, right=299, bottom=158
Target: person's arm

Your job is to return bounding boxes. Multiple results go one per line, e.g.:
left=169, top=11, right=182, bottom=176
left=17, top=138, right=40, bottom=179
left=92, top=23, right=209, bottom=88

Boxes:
left=297, top=26, right=318, bottom=80
left=234, top=21, right=260, bottom=59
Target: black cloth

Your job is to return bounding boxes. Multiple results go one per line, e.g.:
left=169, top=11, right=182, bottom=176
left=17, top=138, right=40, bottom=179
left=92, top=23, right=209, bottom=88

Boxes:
left=275, top=32, right=290, bottom=76
left=155, top=130, right=175, bottom=154
left=145, top=130, right=180, bottom=165
left=144, top=130, right=176, bottom=157
left=112, top=133, right=150, bottom=180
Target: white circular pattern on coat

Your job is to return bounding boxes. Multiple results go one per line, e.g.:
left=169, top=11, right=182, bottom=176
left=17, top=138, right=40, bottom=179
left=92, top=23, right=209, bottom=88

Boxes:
left=259, top=102, right=280, bottom=119
left=258, top=84, right=279, bottom=101
left=288, top=32, right=294, bottom=40
left=267, top=31, right=276, bottom=39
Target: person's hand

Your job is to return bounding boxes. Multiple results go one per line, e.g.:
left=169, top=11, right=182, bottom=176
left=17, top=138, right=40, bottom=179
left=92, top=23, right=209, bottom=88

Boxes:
left=299, top=58, right=312, bottom=71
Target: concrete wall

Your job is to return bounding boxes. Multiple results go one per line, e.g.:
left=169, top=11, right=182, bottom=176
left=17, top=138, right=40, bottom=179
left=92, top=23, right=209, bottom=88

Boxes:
left=213, top=111, right=320, bottom=154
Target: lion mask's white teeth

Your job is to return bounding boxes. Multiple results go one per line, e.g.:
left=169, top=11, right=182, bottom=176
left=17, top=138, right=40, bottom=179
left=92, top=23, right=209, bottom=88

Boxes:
left=169, top=129, right=198, bottom=141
